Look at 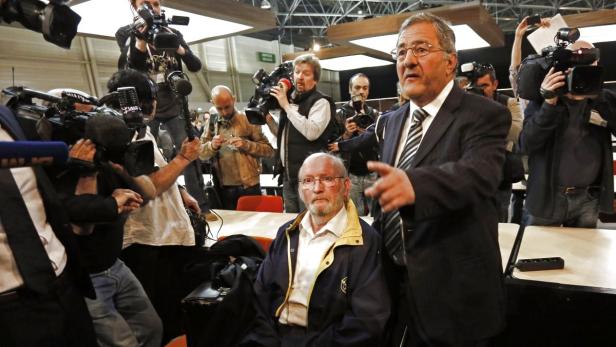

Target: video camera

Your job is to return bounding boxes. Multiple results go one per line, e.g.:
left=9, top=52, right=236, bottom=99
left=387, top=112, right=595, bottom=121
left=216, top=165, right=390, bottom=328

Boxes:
left=131, top=2, right=189, bottom=51
left=459, top=62, right=494, bottom=96
left=517, top=27, right=603, bottom=101
left=0, top=0, right=81, bottom=49
left=245, top=62, right=294, bottom=125
left=348, top=95, right=374, bottom=129
left=2, top=86, right=155, bottom=176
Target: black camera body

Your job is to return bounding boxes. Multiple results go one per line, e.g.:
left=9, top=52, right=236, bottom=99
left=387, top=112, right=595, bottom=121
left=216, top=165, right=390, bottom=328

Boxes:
left=132, top=3, right=189, bottom=51
left=0, top=0, right=81, bottom=49
left=245, top=62, right=294, bottom=125
left=2, top=86, right=155, bottom=176
left=349, top=113, right=373, bottom=129
left=517, top=27, right=603, bottom=101
left=459, top=61, right=494, bottom=97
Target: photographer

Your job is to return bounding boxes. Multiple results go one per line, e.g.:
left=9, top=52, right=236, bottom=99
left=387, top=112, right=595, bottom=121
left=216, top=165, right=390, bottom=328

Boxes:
left=329, top=73, right=379, bottom=215
left=466, top=63, right=523, bottom=222
left=106, top=68, right=204, bottom=343
left=199, top=85, right=275, bottom=210
left=54, top=135, right=164, bottom=347
left=115, top=0, right=211, bottom=220
left=520, top=40, right=616, bottom=227
left=267, top=54, right=336, bottom=213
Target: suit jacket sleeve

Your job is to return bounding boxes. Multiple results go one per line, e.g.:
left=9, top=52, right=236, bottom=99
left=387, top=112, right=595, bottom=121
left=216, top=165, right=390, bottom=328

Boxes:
left=403, top=102, right=510, bottom=222
left=337, top=123, right=377, bottom=153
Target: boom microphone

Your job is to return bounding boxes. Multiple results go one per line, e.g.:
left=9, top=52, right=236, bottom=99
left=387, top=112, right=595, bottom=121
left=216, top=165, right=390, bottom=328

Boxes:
left=0, top=141, right=69, bottom=168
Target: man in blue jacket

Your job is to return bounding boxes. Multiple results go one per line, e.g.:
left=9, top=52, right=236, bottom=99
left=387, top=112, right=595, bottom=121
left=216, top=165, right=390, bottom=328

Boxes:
left=245, top=153, right=390, bottom=346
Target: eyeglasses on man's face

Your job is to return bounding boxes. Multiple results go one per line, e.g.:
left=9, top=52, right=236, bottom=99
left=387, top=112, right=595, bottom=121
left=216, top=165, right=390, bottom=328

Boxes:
left=390, top=42, right=446, bottom=61
left=300, top=176, right=344, bottom=189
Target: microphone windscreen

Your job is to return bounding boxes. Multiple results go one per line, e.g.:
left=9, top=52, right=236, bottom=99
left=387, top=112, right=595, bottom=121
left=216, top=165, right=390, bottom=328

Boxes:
left=175, top=79, right=193, bottom=96
left=278, top=78, right=292, bottom=91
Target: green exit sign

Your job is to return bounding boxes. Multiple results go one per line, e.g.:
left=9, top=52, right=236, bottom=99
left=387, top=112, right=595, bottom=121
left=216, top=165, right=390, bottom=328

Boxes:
left=257, top=52, right=276, bottom=63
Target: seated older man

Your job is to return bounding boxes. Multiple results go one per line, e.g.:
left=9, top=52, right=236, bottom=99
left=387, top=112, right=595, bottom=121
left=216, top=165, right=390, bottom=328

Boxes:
left=244, top=153, right=390, bottom=346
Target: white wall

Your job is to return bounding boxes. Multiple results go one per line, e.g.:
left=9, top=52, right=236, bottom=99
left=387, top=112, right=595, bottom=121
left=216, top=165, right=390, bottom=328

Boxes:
left=0, top=26, right=340, bottom=112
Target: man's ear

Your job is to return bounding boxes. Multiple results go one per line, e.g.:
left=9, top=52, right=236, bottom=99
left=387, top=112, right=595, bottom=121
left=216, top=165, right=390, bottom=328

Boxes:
left=446, top=53, right=458, bottom=77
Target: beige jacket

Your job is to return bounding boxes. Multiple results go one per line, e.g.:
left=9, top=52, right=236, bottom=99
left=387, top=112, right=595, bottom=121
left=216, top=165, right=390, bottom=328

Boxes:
left=200, top=111, right=275, bottom=188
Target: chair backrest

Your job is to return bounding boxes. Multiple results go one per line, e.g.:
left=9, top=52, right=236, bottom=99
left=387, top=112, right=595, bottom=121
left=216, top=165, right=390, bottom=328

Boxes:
left=165, top=335, right=187, bottom=347
left=236, top=195, right=284, bottom=213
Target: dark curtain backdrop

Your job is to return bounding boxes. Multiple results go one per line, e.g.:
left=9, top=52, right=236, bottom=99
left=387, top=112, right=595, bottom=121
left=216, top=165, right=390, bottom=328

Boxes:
left=339, top=33, right=616, bottom=102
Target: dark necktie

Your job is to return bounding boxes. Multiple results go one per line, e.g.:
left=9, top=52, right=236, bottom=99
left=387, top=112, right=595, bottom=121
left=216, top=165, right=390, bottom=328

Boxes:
left=0, top=168, right=57, bottom=294
left=383, top=108, right=429, bottom=265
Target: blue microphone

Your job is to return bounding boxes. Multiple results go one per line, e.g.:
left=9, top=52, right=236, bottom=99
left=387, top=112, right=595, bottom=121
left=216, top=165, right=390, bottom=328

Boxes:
left=0, top=141, right=69, bottom=168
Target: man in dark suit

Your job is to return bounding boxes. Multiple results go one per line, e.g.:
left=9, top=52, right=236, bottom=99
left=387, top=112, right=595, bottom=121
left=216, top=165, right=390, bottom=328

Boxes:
left=364, top=13, right=510, bottom=346
left=0, top=105, right=98, bottom=347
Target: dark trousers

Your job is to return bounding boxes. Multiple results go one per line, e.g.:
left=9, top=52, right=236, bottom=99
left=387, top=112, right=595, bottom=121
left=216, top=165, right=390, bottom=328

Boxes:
left=524, top=187, right=600, bottom=228
left=0, top=270, right=98, bottom=347
left=149, top=116, right=209, bottom=212
left=384, top=256, right=491, bottom=347
left=121, top=244, right=202, bottom=345
left=221, top=184, right=262, bottom=210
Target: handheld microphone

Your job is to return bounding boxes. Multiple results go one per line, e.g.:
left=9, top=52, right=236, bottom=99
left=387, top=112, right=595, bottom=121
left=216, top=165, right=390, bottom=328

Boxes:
left=0, top=141, right=69, bottom=168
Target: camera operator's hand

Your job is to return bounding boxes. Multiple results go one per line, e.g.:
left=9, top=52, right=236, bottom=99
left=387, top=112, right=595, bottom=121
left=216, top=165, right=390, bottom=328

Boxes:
left=270, top=85, right=290, bottom=111
left=180, top=188, right=201, bottom=214
left=112, top=189, right=143, bottom=214
left=176, top=45, right=186, bottom=56
left=343, top=118, right=358, bottom=139
left=178, top=137, right=201, bottom=162
left=69, top=139, right=96, bottom=163
left=328, top=142, right=340, bottom=153
left=211, top=135, right=224, bottom=150
left=133, top=20, right=148, bottom=53
left=541, top=67, right=567, bottom=105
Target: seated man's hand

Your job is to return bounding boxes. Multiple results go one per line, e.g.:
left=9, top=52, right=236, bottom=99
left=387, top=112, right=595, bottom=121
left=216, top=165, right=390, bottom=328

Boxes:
left=69, top=139, right=96, bottom=162
left=179, top=138, right=201, bottom=162
left=180, top=188, right=201, bottom=214
left=364, top=161, right=416, bottom=212
left=112, top=188, right=143, bottom=214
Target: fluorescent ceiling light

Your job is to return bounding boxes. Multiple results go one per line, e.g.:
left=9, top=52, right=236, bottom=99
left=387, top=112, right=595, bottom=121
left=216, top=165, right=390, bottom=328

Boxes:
left=350, top=24, right=490, bottom=53
left=579, top=24, right=616, bottom=43
left=71, top=0, right=251, bottom=43
left=320, top=55, right=393, bottom=71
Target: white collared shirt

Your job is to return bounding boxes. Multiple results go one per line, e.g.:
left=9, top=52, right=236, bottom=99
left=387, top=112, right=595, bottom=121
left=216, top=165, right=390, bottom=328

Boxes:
left=278, top=206, right=347, bottom=327
left=0, top=125, right=67, bottom=293
left=123, top=127, right=195, bottom=248
left=279, top=98, right=331, bottom=164
left=394, top=80, right=454, bottom=166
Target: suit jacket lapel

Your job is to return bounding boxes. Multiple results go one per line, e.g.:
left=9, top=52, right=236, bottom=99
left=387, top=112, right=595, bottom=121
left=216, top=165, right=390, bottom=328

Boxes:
left=383, top=102, right=410, bottom=166
left=411, top=86, right=463, bottom=168
left=0, top=106, right=26, bottom=140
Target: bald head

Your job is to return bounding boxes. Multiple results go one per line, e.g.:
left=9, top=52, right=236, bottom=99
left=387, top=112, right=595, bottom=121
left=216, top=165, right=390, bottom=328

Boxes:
left=211, top=85, right=236, bottom=118
left=298, top=153, right=348, bottom=180
left=568, top=40, right=598, bottom=65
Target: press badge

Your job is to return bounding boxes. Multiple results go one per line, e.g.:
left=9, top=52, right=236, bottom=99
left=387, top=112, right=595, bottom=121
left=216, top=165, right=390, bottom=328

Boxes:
left=589, top=110, right=607, bottom=127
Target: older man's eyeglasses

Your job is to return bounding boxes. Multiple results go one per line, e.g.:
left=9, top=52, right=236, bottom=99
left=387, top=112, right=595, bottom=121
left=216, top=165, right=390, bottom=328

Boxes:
left=300, top=176, right=344, bottom=189
left=390, top=42, right=445, bottom=61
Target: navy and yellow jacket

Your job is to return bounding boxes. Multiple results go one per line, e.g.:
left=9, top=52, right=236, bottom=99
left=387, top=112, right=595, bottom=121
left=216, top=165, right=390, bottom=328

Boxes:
left=245, top=200, right=390, bottom=347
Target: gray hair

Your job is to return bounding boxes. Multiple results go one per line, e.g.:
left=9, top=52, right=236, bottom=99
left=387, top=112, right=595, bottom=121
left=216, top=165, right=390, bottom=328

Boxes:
left=298, top=152, right=348, bottom=180
left=399, top=12, right=456, bottom=55
left=293, top=54, right=322, bottom=82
